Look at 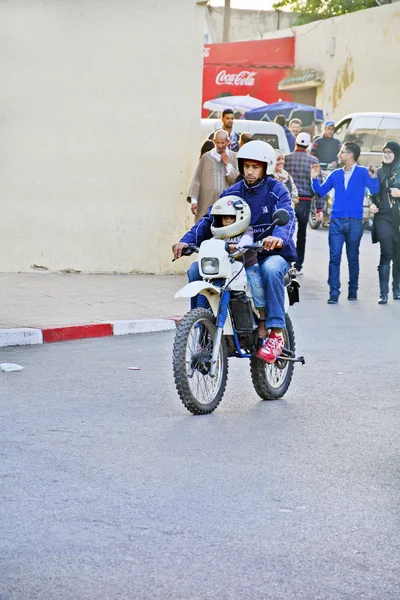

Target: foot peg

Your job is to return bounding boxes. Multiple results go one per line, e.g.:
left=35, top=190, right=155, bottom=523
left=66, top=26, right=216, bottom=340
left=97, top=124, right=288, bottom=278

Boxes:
left=278, top=348, right=305, bottom=365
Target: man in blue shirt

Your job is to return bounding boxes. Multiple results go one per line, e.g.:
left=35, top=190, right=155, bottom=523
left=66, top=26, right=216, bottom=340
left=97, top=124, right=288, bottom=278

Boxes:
left=274, top=115, right=296, bottom=152
left=311, top=142, right=379, bottom=303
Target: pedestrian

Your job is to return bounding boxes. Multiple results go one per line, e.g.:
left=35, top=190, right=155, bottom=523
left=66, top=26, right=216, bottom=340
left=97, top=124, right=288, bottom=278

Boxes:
left=199, top=139, right=215, bottom=158
left=239, top=132, right=253, bottom=148
left=311, top=120, right=341, bottom=167
left=369, top=141, right=400, bottom=304
left=188, top=130, right=239, bottom=220
left=208, top=108, right=240, bottom=152
left=284, top=132, right=320, bottom=275
left=274, top=115, right=296, bottom=152
left=235, top=133, right=254, bottom=183
left=274, top=150, right=299, bottom=207
left=311, top=142, right=380, bottom=304
left=288, top=118, right=302, bottom=138
left=173, top=140, right=297, bottom=364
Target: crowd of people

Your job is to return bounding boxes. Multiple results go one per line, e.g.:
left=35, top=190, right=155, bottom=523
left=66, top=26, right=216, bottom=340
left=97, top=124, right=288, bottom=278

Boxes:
left=176, top=110, right=400, bottom=363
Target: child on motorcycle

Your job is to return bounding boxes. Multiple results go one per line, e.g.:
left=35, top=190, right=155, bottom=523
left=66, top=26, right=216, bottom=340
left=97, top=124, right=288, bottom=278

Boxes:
left=210, top=195, right=267, bottom=338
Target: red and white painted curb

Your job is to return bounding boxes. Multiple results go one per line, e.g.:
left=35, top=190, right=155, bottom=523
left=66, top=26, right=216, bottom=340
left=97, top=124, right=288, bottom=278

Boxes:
left=0, top=318, right=180, bottom=348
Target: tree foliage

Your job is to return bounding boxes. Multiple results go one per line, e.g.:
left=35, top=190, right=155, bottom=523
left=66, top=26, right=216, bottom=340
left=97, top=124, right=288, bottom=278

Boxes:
left=272, top=0, right=379, bottom=25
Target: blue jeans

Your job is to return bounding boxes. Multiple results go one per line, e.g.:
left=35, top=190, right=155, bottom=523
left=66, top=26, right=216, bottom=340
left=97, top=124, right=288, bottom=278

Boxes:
left=328, top=218, right=363, bottom=298
left=246, top=264, right=266, bottom=309
left=188, top=255, right=288, bottom=329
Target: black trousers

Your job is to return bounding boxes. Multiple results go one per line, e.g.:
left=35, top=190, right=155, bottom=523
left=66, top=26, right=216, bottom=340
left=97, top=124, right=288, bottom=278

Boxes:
left=294, top=199, right=311, bottom=270
left=375, top=216, right=400, bottom=270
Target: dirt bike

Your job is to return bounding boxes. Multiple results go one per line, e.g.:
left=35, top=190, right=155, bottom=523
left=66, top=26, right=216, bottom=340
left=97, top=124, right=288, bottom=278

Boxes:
left=172, top=209, right=304, bottom=416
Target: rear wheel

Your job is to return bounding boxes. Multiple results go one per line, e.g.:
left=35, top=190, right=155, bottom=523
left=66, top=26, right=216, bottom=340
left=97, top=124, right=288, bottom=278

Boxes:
left=250, top=313, right=295, bottom=401
left=308, top=196, right=322, bottom=229
left=173, top=308, right=228, bottom=415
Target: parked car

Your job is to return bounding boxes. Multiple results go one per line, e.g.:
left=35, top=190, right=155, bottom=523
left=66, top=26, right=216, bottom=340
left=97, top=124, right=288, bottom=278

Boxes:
left=334, top=112, right=400, bottom=167
left=200, top=119, right=291, bottom=155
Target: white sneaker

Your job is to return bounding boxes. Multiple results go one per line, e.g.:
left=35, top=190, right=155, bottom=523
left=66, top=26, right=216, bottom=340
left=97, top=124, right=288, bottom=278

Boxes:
left=293, top=268, right=303, bottom=276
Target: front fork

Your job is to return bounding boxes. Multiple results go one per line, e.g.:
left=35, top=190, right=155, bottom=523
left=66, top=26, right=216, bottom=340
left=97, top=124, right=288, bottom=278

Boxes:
left=210, top=290, right=230, bottom=377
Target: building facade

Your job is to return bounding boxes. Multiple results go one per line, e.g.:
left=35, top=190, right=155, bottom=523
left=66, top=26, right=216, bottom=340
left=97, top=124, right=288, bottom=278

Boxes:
left=0, top=0, right=205, bottom=273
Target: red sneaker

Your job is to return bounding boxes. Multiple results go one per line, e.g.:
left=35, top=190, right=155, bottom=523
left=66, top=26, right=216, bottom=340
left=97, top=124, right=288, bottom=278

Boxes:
left=256, top=332, right=285, bottom=364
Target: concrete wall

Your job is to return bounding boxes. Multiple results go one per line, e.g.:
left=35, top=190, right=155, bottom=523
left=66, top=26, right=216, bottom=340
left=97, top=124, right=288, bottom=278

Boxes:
left=0, top=0, right=204, bottom=273
left=263, top=3, right=400, bottom=122
left=205, top=7, right=299, bottom=43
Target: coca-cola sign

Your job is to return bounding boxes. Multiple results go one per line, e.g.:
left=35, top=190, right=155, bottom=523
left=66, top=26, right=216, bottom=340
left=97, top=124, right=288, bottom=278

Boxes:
left=215, top=70, right=257, bottom=87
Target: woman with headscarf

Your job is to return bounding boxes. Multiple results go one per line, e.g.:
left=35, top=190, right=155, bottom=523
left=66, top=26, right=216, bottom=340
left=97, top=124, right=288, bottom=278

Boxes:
left=273, top=151, right=299, bottom=206
left=370, top=141, right=400, bottom=304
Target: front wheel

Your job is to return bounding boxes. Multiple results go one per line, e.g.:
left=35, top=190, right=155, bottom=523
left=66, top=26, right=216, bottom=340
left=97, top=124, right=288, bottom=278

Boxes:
left=250, top=313, right=295, bottom=401
left=173, top=308, right=228, bottom=415
left=308, top=196, right=322, bottom=229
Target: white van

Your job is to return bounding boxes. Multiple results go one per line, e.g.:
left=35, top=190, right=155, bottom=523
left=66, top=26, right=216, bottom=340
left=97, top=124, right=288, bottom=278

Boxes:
left=200, top=118, right=291, bottom=155
left=334, top=112, right=400, bottom=167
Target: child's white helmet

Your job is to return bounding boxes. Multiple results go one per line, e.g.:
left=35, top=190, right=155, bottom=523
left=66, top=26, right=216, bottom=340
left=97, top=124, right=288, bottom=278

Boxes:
left=237, top=140, right=277, bottom=175
left=210, top=195, right=251, bottom=239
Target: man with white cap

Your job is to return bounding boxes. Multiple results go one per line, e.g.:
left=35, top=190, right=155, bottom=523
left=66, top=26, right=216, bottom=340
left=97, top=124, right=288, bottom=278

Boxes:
left=311, top=121, right=341, bottom=167
left=284, top=132, right=320, bottom=275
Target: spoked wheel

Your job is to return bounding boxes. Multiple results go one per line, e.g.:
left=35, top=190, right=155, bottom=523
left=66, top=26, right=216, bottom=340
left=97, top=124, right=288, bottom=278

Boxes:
left=250, top=313, right=295, bottom=401
left=308, top=196, right=322, bottom=229
left=173, top=308, right=228, bottom=415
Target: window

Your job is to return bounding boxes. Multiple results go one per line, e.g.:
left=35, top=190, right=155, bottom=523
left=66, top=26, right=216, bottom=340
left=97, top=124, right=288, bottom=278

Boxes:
left=372, top=117, right=400, bottom=152
left=252, top=133, right=279, bottom=149
left=334, top=119, right=351, bottom=142
left=346, top=116, right=382, bottom=152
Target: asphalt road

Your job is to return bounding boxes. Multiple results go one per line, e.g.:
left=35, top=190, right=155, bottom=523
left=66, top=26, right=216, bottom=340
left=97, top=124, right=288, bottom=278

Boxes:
left=1, top=229, right=399, bottom=599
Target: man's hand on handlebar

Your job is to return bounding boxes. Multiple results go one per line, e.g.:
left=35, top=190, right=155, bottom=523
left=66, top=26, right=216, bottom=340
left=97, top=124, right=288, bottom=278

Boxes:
left=262, top=236, right=283, bottom=251
left=172, top=242, right=188, bottom=260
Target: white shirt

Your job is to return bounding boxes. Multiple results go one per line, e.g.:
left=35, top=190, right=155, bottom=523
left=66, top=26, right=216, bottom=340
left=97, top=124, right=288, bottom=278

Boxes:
left=343, top=163, right=356, bottom=190
left=191, top=148, right=233, bottom=204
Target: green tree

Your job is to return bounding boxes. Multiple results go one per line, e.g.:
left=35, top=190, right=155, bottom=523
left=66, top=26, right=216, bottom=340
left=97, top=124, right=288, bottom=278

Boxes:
left=272, top=0, right=379, bottom=25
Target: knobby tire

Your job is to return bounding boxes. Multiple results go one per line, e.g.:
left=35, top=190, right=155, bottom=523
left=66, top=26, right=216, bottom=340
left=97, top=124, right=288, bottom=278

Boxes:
left=173, top=308, right=228, bottom=415
left=250, top=312, right=295, bottom=401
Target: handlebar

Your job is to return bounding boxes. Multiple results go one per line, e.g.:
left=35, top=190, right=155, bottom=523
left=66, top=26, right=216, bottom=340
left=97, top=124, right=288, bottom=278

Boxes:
left=171, top=244, right=199, bottom=262
left=240, top=243, right=265, bottom=251
left=173, top=213, right=288, bottom=261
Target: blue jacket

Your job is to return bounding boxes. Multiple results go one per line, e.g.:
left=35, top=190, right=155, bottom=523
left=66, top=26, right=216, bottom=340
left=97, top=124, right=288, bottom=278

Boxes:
left=181, top=176, right=297, bottom=263
left=312, top=165, right=380, bottom=219
left=284, top=126, right=296, bottom=152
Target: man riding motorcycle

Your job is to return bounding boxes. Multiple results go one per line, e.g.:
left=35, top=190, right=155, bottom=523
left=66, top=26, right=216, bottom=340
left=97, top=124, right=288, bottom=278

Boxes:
left=172, top=141, right=297, bottom=364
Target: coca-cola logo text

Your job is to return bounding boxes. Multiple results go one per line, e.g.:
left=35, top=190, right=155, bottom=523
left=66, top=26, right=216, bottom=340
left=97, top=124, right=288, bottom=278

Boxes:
left=215, top=70, right=256, bottom=87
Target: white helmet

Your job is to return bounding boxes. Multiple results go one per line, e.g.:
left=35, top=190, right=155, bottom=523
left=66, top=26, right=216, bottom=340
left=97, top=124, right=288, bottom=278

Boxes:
left=210, top=195, right=251, bottom=239
left=237, top=140, right=277, bottom=176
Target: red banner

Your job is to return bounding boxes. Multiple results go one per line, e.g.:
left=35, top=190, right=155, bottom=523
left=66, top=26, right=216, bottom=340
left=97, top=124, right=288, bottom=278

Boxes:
left=202, top=38, right=295, bottom=117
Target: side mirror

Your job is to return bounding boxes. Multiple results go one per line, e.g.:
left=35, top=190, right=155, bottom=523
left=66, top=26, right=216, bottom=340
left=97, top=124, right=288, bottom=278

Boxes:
left=272, top=209, right=290, bottom=227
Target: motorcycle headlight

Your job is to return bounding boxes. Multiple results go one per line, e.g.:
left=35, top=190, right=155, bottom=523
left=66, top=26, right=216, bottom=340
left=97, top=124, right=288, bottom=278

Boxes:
left=201, top=257, right=219, bottom=275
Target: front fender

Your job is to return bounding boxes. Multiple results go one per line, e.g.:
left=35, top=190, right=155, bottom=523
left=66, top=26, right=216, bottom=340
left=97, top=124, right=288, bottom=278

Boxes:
left=175, top=281, right=233, bottom=335
left=175, top=281, right=221, bottom=300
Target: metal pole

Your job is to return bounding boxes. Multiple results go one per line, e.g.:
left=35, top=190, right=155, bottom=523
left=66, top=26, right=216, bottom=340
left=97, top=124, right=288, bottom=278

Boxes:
left=222, top=0, right=231, bottom=43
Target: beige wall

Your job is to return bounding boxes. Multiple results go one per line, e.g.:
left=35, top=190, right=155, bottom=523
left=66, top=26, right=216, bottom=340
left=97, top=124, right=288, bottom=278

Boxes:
left=0, top=0, right=204, bottom=273
left=263, top=3, right=400, bottom=122
left=205, top=7, right=299, bottom=43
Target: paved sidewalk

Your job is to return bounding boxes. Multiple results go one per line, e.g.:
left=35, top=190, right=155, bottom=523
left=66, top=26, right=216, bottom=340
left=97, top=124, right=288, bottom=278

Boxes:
left=0, top=272, right=188, bottom=330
